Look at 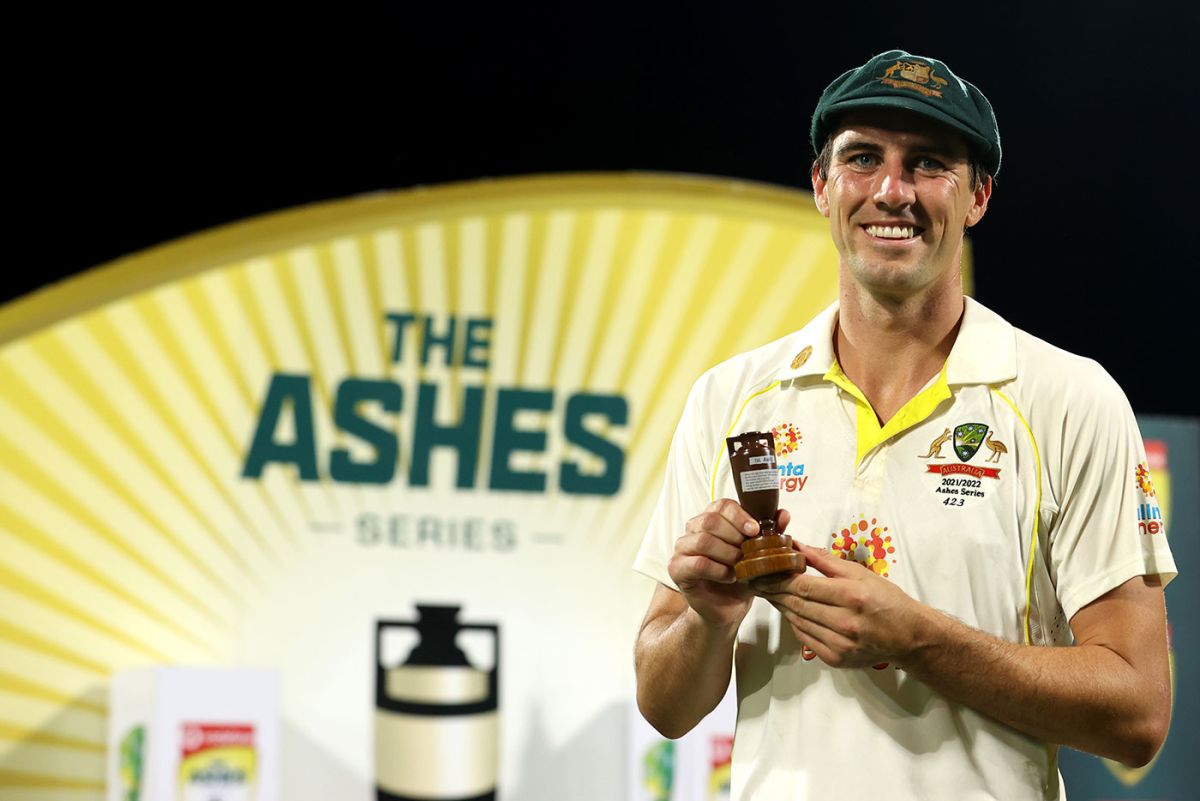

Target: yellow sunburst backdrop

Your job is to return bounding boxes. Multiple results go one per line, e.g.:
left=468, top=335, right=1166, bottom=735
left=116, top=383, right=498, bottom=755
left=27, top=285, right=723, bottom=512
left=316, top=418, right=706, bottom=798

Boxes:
left=0, top=174, right=972, bottom=798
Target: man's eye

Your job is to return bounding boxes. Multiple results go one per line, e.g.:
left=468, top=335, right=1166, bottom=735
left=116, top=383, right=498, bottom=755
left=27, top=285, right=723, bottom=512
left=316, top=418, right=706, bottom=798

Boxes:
left=916, top=157, right=945, bottom=170
left=850, top=154, right=876, bottom=167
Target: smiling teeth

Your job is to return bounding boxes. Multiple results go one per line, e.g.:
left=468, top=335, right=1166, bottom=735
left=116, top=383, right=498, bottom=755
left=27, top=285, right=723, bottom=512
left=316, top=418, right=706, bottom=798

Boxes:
left=867, top=225, right=915, bottom=239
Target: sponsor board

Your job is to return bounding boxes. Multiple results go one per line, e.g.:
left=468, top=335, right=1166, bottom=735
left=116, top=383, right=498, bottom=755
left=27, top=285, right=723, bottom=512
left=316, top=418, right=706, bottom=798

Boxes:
left=0, top=174, right=845, bottom=799
left=1058, top=420, right=1197, bottom=800
left=179, top=724, right=256, bottom=801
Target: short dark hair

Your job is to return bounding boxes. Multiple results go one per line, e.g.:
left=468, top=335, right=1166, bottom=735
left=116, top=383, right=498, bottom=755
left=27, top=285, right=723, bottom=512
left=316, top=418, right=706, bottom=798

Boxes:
left=812, top=135, right=990, bottom=191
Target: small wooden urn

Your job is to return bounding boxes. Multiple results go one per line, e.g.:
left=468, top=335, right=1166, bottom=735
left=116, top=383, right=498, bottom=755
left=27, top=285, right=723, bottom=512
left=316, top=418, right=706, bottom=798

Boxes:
left=726, top=431, right=806, bottom=582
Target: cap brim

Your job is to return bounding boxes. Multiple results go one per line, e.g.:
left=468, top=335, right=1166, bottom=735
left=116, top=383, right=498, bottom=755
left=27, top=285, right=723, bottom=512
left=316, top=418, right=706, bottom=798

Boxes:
left=819, top=96, right=995, bottom=171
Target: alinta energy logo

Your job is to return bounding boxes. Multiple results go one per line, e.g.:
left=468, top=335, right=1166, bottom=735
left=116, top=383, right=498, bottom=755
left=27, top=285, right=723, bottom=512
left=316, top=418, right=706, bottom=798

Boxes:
left=797, top=515, right=898, bottom=669
left=770, top=422, right=808, bottom=493
left=1135, top=461, right=1166, bottom=536
left=831, top=515, right=898, bottom=578
left=770, top=423, right=802, bottom=456
left=1135, top=462, right=1156, bottom=497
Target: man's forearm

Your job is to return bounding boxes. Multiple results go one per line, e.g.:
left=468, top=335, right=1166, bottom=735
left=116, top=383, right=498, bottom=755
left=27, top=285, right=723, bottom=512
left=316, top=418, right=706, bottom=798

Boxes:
left=903, top=608, right=1171, bottom=767
left=760, top=548, right=1173, bottom=767
left=635, top=606, right=738, bottom=739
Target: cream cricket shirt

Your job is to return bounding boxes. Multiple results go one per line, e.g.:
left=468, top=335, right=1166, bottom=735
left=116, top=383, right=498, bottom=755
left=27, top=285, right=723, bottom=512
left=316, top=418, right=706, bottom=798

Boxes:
left=634, top=297, right=1177, bottom=801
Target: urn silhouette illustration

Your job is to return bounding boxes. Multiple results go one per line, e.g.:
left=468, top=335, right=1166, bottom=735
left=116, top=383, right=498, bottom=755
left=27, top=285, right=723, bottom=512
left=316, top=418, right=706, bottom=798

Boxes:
left=375, top=605, right=499, bottom=801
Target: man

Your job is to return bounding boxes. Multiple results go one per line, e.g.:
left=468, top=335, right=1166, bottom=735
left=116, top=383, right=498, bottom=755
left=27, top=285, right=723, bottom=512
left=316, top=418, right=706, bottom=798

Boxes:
left=633, top=50, right=1177, bottom=800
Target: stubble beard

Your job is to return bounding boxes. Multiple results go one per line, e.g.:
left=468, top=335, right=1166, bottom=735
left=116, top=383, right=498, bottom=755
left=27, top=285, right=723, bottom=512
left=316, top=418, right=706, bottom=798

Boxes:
left=845, top=250, right=940, bottom=303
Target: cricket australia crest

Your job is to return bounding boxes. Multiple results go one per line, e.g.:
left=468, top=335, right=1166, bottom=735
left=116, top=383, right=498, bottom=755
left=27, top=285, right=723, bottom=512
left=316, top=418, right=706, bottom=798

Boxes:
left=953, top=423, right=989, bottom=462
left=879, top=59, right=950, bottom=97
left=922, top=422, right=1005, bottom=500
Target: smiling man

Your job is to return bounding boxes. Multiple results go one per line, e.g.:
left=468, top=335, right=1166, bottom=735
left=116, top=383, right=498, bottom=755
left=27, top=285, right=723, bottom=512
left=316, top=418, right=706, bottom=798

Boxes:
left=633, top=50, right=1177, bottom=800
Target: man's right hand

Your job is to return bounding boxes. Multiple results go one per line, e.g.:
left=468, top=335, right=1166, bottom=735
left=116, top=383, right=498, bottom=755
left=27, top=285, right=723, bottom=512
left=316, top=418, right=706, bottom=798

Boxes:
left=638, top=500, right=792, bottom=737
left=667, top=498, right=791, bottom=631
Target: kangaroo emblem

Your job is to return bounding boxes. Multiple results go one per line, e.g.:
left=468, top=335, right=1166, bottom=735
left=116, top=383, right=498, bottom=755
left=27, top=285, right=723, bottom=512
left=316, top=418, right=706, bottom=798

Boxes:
left=920, top=428, right=952, bottom=459
left=984, top=432, right=1008, bottom=463
left=882, top=60, right=949, bottom=87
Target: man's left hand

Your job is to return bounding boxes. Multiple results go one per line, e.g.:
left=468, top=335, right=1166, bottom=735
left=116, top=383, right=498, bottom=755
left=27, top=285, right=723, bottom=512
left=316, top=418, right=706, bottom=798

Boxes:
left=753, top=544, right=930, bottom=668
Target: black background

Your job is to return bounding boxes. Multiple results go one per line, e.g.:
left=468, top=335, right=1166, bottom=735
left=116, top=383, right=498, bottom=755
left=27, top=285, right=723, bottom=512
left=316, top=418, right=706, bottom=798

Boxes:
left=13, top=7, right=1199, bottom=415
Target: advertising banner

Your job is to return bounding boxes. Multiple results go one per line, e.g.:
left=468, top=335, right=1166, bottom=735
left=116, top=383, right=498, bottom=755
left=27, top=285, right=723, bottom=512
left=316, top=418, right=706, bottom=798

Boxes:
left=0, top=174, right=844, bottom=799
left=107, top=667, right=279, bottom=801
left=1058, top=416, right=1198, bottom=801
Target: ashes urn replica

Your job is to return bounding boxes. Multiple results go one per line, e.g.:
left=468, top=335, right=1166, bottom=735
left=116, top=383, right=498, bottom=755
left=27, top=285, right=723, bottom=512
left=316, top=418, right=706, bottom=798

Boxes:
left=375, top=605, right=499, bottom=801
left=727, top=432, right=806, bottom=581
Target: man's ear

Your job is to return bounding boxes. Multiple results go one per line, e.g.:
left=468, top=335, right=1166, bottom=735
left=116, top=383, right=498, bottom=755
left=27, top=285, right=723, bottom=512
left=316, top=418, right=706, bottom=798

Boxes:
left=811, top=162, right=830, bottom=218
left=965, top=175, right=992, bottom=228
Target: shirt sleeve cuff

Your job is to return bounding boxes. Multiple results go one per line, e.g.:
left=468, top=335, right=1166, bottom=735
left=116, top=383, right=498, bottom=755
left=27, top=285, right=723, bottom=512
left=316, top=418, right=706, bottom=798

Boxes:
left=1059, top=553, right=1179, bottom=622
left=632, top=553, right=679, bottom=592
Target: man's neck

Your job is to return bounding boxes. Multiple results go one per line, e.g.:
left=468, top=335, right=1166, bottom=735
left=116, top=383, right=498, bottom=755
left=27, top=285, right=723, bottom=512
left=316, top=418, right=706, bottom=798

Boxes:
left=834, top=277, right=964, bottom=425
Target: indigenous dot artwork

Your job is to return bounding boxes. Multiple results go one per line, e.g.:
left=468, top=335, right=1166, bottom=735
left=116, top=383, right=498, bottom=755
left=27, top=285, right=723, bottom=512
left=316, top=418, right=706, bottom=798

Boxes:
left=831, top=516, right=897, bottom=577
left=770, top=422, right=803, bottom=456
left=1135, top=462, right=1156, bottom=497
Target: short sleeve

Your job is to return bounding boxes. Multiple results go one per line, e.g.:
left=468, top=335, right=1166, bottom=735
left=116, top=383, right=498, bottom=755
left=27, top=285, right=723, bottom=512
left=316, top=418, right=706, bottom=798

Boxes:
left=1045, top=368, right=1177, bottom=622
left=633, top=379, right=717, bottom=590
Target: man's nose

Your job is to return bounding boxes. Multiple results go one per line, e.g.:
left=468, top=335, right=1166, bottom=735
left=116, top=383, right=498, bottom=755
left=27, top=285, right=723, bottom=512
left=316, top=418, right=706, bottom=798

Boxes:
left=873, top=162, right=916, bottom=209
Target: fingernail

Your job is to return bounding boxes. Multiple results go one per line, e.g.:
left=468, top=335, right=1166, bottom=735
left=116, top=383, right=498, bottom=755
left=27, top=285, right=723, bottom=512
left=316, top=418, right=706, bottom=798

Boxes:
left=743, top=521, right=756, bottom=534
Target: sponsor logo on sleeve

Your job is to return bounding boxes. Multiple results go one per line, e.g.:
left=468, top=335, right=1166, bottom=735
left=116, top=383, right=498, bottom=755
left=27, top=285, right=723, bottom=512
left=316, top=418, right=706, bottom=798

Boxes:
left=1135, top=460, right=1167, bottom=536
left=1135, top=462, right=1156, bottom=497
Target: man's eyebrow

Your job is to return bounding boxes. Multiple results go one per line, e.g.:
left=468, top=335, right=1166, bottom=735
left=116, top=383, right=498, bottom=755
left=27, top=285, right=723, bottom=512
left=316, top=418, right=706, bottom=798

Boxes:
left=834, top=135, right=966, bottom=160
left=833, top=139, right=882, bottom=159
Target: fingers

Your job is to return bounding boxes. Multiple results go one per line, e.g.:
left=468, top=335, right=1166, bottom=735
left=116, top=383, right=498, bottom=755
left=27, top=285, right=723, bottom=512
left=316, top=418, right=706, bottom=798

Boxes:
left=751, top=574, right=796, bottom=595
left=763, top=597, right=849, bottom=652
left=798, top=544, right=863, bottom=577
left=753, top=572, right=852, bottom=608
left=766, top=600, right=856, bottom=666
left=669, top=499, right=806, bottom=589
left=669, top=551, right=738, bottom=585
left=756, top=560, right=910, bottom=669
left=674, top=530, right=742, bottom=568
left=756, top=586, right=851, bottom=634
left=693, top=498, right=760, bottom=541
left=678, top=499, right=757, bottom=562
left=669, top=499, right=755, bottom=586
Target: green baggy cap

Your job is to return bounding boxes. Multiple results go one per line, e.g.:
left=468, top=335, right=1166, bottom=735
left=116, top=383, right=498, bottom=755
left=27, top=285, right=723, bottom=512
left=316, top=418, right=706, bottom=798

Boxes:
left=810, top=50, right=1001, bottom=177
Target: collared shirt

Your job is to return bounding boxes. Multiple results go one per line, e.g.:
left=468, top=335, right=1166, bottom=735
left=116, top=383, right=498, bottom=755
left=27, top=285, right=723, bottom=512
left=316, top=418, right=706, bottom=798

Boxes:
left=634, top=297, right=1176, bottom=801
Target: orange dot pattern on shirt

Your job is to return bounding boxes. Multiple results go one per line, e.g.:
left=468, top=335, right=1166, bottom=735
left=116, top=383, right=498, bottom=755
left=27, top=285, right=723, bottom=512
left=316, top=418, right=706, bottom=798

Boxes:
left=1135, top=462, right=1156, bottom=497
left=831, top=516, right=897, bottom=578
left=770, top=422, right=803, bottom=456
